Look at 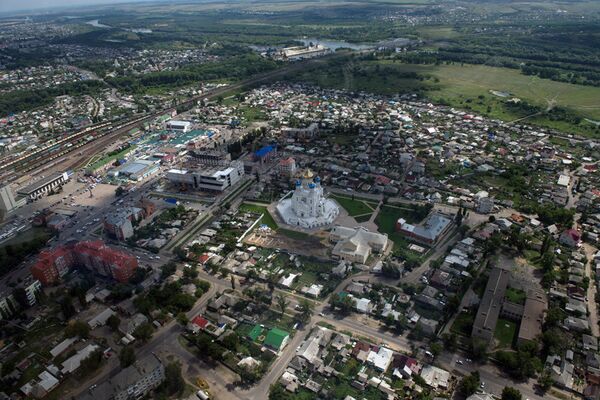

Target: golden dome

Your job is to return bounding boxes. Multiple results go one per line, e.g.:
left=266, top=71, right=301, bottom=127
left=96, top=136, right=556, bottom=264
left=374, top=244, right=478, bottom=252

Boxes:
left=302, top=169, right=314, bottom=179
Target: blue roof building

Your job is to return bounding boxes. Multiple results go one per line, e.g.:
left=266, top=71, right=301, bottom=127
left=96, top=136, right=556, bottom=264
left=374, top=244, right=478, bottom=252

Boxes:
left=254, top=145, right=277, bottom=162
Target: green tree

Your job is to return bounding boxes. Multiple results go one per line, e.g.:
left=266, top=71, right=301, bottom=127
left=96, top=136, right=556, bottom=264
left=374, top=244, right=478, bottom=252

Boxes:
left=329, top=293, right=355, bottom=315
left=455, top=207, right=464, bottom=226
left=160, top=263, right=177, bottom=280
left=132, top=322, right=154, bottom=342
left=60, top=295, right=76, bottom=319
left=65, top=320, right=90, bottom=338
left=107, top=314, right=121, bottom=332
left=394, top=315, right=408, bottom=334
left=442, top=332, right=458, bottom=351
left=182, top=267, right=199, bottom=281
left=119, top=346, right=136, bottom=368
left=496, top=341, right=542, bottom=380
left=193, top=334, right=224, bottom=361
left=429, top=342, right=442, bottom=357
left=80, top=349, right=103, bottom=375
left=221, top=332, right=240, bottom=351
left=297, top=299, right=313, bottom=322
left=385, top=313, right=396, bottom=328
left=541, top=252, right=555, bottom=271
left=502, top=386, right=522, bottom=400
left=458, top=371, right=480, bottom=397
left=266, top=271, right=278, bottom=291
left=176, top=312, right=189, bottom=326
left=163, top=362, right=185, bottom=396
left=541, top=234, right=552, bottom=254
left=542, top=327, right=568, bottom=355
left=545, top=307, right=566, bottom=328
left=469, top=338, right=488, bottom=362
left=538, top=370, right=554, bottom=392
left=382, top=262, right=401, bottom=278
left=239, top=366, right=260, bottom=384
left=276, top=294, right=289, bottom=316
left=269, top=384, right=289, bottom=400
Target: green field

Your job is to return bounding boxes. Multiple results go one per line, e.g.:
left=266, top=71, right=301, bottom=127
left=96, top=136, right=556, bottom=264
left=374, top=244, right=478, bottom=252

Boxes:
left=505, top=287, right=526, bottom=305
left=426, top=64, right=600, bottom=119
left=494, top=318, right=518, bottom=349
left=374, top=205, right=424, bottom=247
left=240, top=106, right=267, bottom=122
left=239, top=203, right=278, bottom=229
left=331, top=194, right=376, bottom=217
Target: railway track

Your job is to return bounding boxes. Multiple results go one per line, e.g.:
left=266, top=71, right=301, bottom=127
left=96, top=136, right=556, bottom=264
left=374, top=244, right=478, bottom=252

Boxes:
left=2, top=52, right=346, bottom=181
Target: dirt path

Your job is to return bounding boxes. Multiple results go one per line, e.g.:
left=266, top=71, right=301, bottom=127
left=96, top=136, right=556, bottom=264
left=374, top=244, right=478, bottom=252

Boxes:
left=583, top=243, right=600, bottom=337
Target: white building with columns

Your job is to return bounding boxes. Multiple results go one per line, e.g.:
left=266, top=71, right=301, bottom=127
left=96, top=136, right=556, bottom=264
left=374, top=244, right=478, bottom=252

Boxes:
left=276, top=170, right=339, bottom=229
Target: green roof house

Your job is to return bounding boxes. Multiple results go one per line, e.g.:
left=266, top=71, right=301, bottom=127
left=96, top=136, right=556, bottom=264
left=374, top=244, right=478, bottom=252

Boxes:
left=263, top=328, right=290, bottom=352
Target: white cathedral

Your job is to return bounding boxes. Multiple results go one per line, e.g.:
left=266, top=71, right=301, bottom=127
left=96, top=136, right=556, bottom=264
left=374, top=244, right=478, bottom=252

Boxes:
left=276, top=169, right=339, bottom=229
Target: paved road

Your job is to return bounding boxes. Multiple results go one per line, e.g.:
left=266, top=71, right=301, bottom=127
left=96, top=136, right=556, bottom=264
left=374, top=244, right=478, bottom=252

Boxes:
left=402, top=230, right=459, bottom=285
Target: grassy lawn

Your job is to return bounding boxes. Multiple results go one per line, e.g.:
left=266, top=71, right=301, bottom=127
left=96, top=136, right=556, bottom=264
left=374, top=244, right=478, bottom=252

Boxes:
left=377, top=204, right=426, bottom=227
left=425, top=63, right=600, bottom=120
left=294, top=270, right=318, bottom=289
left=451, top=311, right=475, bottom=336
left=240, top=106, right=267, bottom=122
left=375, top=204, right=428, bottom=247
left=235, top=322, right=256, bottom=338
left=238, top=203, right=278, bottom=230
left=259, top=310, right=297, bottom=332
left=505, top=287, right=526, bottom=305
left=374, top=205, right=429, bottom=264
left=365, top=61, right=600, bottom=122
left=375, top=206, right=402, bottom=237
left=331, top=194, right=375, bottom=217
left=415, top=26, right=462, bottom=40
left=494, top=318, right=518, bottom=349
left=523, top=249, right=542, bottom=268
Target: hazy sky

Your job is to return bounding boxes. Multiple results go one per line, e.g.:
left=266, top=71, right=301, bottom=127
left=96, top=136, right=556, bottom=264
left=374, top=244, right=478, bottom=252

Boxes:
left=0, top=0, right=141, bottom=14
